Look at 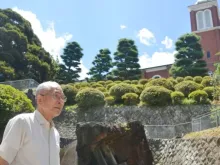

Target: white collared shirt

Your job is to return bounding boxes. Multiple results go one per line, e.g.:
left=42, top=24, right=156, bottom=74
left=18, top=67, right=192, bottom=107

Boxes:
left=0, top=110, right=60, bottom=165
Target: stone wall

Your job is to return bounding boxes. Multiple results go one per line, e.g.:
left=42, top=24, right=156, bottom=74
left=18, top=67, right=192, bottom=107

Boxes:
left=54, top=105, right=215, bottom=139
left=149, top=137, right=220, bottom=165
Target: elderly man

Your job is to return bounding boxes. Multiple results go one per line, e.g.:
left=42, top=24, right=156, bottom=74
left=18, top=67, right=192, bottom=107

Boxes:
left=0, top=81, right=66, bottom=165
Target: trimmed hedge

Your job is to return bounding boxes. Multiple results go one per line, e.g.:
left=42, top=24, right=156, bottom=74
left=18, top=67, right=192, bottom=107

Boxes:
left=75, top=88, right=105, bottom=110
left=193, top=76, right=203, bottom=83
left=145, top=78, right=174, bottom=90
left=138, top=79, right=148, bottom=85
left=140, top=86, right=172, bottom=106
left=203, top=87, right=214, bottom=100
left=188, top=90, right=209, bottom=104
left=171, top=91, right=185, bottom=105
left=201, top=79, right=213, bottom=87
left=174, top=80, right=202, bottom=96
left=184, top=76, right=193, bottom=81
left=176, top=77, right=184, bottom=83
left=122, top=93, right=139, bottom=105
left=61, top=84, right=78, bottom=105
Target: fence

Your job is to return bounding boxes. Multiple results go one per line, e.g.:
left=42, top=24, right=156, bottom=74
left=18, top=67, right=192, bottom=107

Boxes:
left=145, top=108, right=220, bottom=139
left=0, top=79, right=39, bottom=91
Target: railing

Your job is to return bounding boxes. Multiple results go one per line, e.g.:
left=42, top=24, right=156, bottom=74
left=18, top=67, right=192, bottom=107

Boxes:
left=145, top=108, right=220, bottom=139
left=0, top=79, right=39, bottom=90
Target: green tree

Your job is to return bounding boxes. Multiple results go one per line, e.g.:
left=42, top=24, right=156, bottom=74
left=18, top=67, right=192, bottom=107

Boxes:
left=58, top=41, right=83, bottom=83
left=170, top=33, right=208, bottom=77
left=112, top=38, right=141, bottom=80
left=0, top=9, right=57, bottom=82
left=88, top=48, right=112, bottom=81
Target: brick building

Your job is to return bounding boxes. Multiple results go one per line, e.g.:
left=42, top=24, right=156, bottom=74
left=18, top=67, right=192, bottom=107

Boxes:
left=141, top=0, right=220, bottom=79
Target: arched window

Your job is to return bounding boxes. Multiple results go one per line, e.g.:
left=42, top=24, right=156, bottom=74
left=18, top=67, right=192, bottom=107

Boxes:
left=196, top=11, right=204, bottom=30
left=152, top=75, right=161, bottom=79
left=204, top=9, right=213, bottom=28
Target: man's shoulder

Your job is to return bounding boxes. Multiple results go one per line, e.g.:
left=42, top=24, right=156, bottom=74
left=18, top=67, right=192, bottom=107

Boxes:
left=10, top=112, right=35, bottom=123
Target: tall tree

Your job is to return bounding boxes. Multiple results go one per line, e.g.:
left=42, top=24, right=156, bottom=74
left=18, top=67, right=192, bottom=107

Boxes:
left=0, top=9, right=57, bottom=82
left=170, top=33, right=208, bottom=77
left=88, top=49, right=112, bottom=81
left=112, top=38, right=141, bottom=80
left=58, top=41, right=83, bottom=83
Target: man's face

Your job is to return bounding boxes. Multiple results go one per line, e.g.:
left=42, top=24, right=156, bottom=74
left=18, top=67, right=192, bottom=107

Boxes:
left=38, top=87, right=66, bottom=118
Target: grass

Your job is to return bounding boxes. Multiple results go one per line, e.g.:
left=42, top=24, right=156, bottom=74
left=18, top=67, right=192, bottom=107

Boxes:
left=183, top=126, right=220, bottom=139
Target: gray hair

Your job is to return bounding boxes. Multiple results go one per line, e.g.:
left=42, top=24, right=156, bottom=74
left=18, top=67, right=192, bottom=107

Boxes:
left=35, top=81, right=61, bottom=96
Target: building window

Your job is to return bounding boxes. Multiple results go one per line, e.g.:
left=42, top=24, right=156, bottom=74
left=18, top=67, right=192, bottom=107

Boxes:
left=207, top=51, right=211, bottom=58
left=196, top=9, right=213, bottom=30
left=152, top=75, right=161, bottom=79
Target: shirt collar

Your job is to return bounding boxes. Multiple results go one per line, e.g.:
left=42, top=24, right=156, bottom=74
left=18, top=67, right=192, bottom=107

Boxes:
left=34, top=110, right=54, bottom=128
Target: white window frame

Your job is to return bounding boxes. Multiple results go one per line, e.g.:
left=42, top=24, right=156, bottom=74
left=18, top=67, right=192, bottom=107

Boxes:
left=152, top=75, right=161, bottom=79
left=196, top=9, right=213, bottom=30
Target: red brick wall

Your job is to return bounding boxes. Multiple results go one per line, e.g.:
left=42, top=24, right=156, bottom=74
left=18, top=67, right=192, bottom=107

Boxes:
left=144, top=68, right=170, bottom=79
left=197, top=29, right=220, bottom=71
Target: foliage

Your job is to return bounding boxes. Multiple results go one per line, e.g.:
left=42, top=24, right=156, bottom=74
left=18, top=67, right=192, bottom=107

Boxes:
left=106, top=83, right=116, bottom=90
left=105, top=96, right=115, bottom=105
left=109, top=83, right=138, bottom=103
left=75, top=88, right=105, bottom=110
left=188, top=90, right=209, bottom=104
left=61, top=84, right=78, bottom=105
left=88, top=49, right=112, bottom=81
left=121, top=93, right=139, bottom=105
left=0, top=9, right=57, bottom=82
left=112, top=38, right=141, bottom=80
left=96, top=87, right=107, bottom=92
left=184, top=76, right=193, bottom=81
left=140, top=86, right=172, bottom=106
left=58, top=41, right=83, bottom=83
left=203, top=87, right=214, bottom=100
left=0, top=61, right=15, bottom=81
left=174, top=80, right=202, bottom=96
left=138, top=79, right=148, bottom=85
left=131, top=80, right=138, bottom=84
left=193, top=76, right=203, bottom=83
left=171, top=91, right=185, bottom=105
left=170, top=33, right=208, bottom=77
left=201, top=78, right=213, bottom=87
left=145, top=78, right=174, bottom=90
left=176, top=77, right=184, bottom=83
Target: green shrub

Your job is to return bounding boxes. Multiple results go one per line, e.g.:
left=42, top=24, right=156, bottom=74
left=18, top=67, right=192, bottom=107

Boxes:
left=138, top=79, right=148, bottom=85
left=115, top=81, right=122, bottom=84
left=171, top=91, right=185, bottom=105
left=167, top=77, right=178, bottom=86
left=203, top=76, right=211, bottom=80
left=203, top=87, right=214, bottom=100
left=201, top=79, right=213, bottom=87
left=174, top=81, right=202, bottom=96
left=109, top=83, right=138, bottom=103
left=105, top=80, right=113, bottom=85
left=0, top=85, right=34, bottom=130
left=145, top=78, right=174, bottom=90
left=106, top=83, right=116, bottom=90
left=105, top=96, right=115, bottom=105
left=79, top=82, right=90, bottom=88
left=134, top=84, right=144, bottom=95
left=75, top=88, right=105, bottom=110
left=97, top=81, right=105, bottom=85
left=184, top=76, right=193, bottom=81
left=96, top=87, right=107, bottom=92
left=193, top=76, right=203, bottom=83
left=140, top=86, right=172, bottom=106
left=103, top=92, right=110, bottom=97
left=123, top=80, right=131, bottom=84
left=188, top=90, right=209, bottom=104
left=91, top=83, right=103, bottom=88
left=131, top=80, right=138, bottom=84
left=182, top=98, right=196, bottom=105
left=61, top=84, right=78, bottom=105
left=176, top=77, right=184, bottom=83
left=122, top=93, right=139, bottom=105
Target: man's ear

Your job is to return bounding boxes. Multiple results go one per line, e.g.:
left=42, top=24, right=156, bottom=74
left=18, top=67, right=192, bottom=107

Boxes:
left=36, top=95, right=42, bottom=105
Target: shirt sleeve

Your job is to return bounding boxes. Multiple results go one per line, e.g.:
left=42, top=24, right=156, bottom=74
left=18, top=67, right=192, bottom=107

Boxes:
left=0, top=115, right=25, bottom=164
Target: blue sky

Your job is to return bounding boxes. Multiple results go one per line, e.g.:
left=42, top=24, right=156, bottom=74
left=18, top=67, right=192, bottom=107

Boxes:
left=0, top=0, right=211, bottom=79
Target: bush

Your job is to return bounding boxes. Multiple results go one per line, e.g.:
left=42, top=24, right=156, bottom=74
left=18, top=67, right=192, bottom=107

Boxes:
left=193, top=76, right=203, bottom=83
left=203, top=87, right=214, bottom=100
left=138, top=79, right=148, bottom=85
left=145, top=78, right=174, bottom=90
left=201, top=79, right=213, bottom=87
left=106, top=83, right=117, bottom=90
left=182, top=98, right=196, bottom=105
left=203, top=76, right=211, bottom=80
left=134, top=84, right=144, bottom=95
left=91, top=83, right=103, bottom=88
left=0, top=85, right=34, bottom=130
left=171, top=91, right=185, bottom=105
left=188, top=90, right=209, bottom=104
left=167, top=77, right=178, bottom=86
left=174, top=81, right=202, bottom=96
left=105, top=96, right=115, bottom=105
left=61, top=84, right=78, bottom=105
left=176, top=77, right=184, bottom=83
left=140, top=86, right=172, bottom=106
left=97, top=81, right=105, bottom=86
left=115, top=81, right=122, bottom=84
left=105, top=80, right=113, bottom=85
left=123, top=80, right=131, bottom=84
left=75, top=88, right=105, bottom=110
left=184, top=76, right=193, bottom=81
left=96, top=87, right=107, bottom=92
left=103, top=92, right=110, bottom=97
left=109, top=83, right=138, bottom=103
left=131, top=80, right=138, bottom=84
left=122, top=93, right=139, bottom=105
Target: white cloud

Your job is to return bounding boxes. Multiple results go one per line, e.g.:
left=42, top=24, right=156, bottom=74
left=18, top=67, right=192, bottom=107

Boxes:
left=161, top=36, right=173, bottom=49
left=137, top=28, right=156, bottom=46
left=120, top=25, right=127, bottom=30
left=78, top=60, right=89, bottom=80
left=138, top=51, right=177, bottom=69
left=12, top=7, right=89, bottom=80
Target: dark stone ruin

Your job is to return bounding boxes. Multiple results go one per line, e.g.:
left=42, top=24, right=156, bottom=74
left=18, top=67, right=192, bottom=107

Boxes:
left=75, top=121, right=153, bottom=165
